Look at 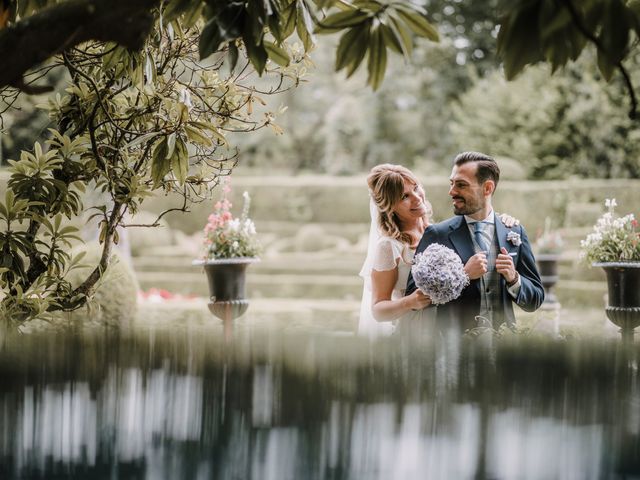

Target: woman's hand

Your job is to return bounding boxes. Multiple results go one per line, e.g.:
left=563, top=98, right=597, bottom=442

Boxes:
left=498, top=213, right=520, bottom=228
left=406, top=289, right=432, bottom=310
left=464, top=252, right=488, bottom=280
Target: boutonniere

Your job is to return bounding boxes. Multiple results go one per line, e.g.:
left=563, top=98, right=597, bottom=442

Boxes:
left=507, top=231, right=522, bottom=246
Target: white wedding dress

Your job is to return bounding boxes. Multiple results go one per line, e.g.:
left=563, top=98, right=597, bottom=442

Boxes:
left=358, top=235, right=436, bottom=338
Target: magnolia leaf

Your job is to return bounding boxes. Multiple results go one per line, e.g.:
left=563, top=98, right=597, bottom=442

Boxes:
left=227, top=41, right=239, bottom=72
left=264, top=41, right=291, bottom=66
left=172, top=138, right=189, bottom=185
left=166, top=132, right=176, bottom=160
left=380, top=22, right=403, bottom=56
left=395, top=9, right=439, bottom=42
left=151, top=138, right=171, bottom=186
left=335, top=26, right=364, bottom=71
left=199, top=17, right=224, bottom=59
left=316, top=10, right=371, bottom=33
left=185, top=124, right=213, bottom=146
left=597, top=48, right=616, bottom=81
left=296, top=0, right=315, bottom=51
left=366, top=25, right=386, bottom=91
left=280, top=2, right=297, bottom=38
left=345, top=25, right=370, bottom=77
left=124, top=132, right=162, bottom=149
left=389, top=17, right=412, bottom=56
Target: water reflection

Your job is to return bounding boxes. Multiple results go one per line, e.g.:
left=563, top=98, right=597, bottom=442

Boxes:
left=0, top=330, right=639, bottom=479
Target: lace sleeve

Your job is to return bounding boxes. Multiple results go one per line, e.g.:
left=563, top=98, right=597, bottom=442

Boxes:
left=372, top=238, right=401, bottom=272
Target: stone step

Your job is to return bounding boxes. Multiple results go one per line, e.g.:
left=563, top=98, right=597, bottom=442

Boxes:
left=137, top=271, right=363, bottom=301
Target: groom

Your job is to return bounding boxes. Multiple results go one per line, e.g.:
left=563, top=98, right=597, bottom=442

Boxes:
left=406, top=151, right=544, bottom=331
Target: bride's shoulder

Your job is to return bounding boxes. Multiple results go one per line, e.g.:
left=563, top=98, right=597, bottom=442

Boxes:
left=375, top=235, right=407, bottom=256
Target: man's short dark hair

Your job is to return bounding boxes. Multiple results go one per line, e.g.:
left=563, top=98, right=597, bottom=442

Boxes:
left=453, top=151, right=500, bottom=189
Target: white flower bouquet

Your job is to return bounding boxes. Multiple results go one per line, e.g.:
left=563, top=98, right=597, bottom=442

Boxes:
left=411, top=244, right=470, bottom=305
left=580, top=198, right=640, bottom=264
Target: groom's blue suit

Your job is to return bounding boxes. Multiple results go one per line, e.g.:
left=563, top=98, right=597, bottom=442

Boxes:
left=406, top=215, right=544, bottom=331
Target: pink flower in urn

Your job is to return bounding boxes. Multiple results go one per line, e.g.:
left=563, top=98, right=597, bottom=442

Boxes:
left=200, top=182, right=260, bottom=260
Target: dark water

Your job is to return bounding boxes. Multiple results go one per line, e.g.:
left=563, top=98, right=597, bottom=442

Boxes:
left=0, top=328, right=639, bottom=480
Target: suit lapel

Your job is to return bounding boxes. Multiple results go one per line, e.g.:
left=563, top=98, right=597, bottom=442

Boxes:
left=495, top=216, right=516, bottom=255
left=448, top=217, right=475, bottom=264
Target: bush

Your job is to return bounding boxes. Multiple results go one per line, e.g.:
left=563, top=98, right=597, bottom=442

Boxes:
left=451, top=55, right=640, bottom=179
left=65, top=242, right=139, bottom=328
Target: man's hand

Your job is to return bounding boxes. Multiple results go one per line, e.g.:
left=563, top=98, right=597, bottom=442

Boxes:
left=464, top=252, right=488, bottom=280
left=496, top=247, right=517, bottom=283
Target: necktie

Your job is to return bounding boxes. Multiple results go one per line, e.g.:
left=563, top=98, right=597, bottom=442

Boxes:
left=473, top=221, right=490, bottom=253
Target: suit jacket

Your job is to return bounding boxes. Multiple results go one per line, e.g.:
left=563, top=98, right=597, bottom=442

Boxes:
left=406, top=215, right=544, bottom=331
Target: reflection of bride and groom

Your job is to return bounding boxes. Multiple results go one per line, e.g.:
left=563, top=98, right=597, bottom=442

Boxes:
left=359, top=151, right=545, bottom=337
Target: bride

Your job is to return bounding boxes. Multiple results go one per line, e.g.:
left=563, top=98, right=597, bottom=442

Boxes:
left=358, top=164, right=516, bottom=337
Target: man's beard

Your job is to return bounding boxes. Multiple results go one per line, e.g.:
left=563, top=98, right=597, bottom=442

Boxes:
left=452, top=196, right=483, bottom=215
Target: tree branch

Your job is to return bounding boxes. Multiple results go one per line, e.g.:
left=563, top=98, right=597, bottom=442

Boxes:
left=0, top=0, right=158, bottom=90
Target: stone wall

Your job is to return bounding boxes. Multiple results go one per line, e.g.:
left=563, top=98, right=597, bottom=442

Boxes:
left=139, top=176, right=640, bottom=234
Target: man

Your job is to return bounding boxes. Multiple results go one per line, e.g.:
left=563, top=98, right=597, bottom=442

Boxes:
left=406, top=151, right=544, bottom=331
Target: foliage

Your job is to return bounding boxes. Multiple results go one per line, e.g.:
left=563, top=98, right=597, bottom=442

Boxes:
left=497, top=0, right=640, bottom=118
left=580, top=199, right=640, bottom=264
left=450, top=57, right=640, bottom=179
left=0, top=1, right=440, bottom=324
left=201, top=182, right=260, bottom=259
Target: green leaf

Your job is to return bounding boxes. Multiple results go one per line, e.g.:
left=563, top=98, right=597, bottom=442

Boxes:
left=597, top=48, right=616, bottom=81
left=264, top=41, right=291, bottom=66
left=599, top=0, right=630, bottom=65
left=395, top=9, right=439, bottom=42
left=497, top=5, right=545, bottom=80
left=380, top=22, right=403, bottom=56
left=244, top=38, right=268, bottom=74
left=125, top=132, right=163, bottom=149
left=227, top=41, right=239, bottom=72
left=166, top=133, right=176, bottom=160
left=389, top=16, right=413, bottom=56
left=315, top=10, right=371, bottom=33
left=172, top=138, right=189, bottom=185
left=296, top=0, right=315, bottom=51
left=335, top=24, right=369, bottom=73
left=367, top=25, right=387, bottom=91
left=151, top=138, right=171, bottom=186
left=280, top=2, right=297, bottom=38
left=163, top=0, right=193, bottom=22
left=199, top=17, right=224, bottom=59
left=184, top=124, right=213, bottom=147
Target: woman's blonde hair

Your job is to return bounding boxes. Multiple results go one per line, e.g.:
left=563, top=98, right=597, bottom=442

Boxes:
left=367, top=164, right=431, bottom=245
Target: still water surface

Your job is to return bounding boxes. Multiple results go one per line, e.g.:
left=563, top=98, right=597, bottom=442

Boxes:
left=0, top=328, right=639, bottom=479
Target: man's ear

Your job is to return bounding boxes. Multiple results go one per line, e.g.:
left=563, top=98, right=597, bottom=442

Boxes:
left=483, top=180, right=495, bottom=196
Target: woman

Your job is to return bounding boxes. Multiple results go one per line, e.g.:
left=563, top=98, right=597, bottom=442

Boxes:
left=358, top=164, right=516, bottom=337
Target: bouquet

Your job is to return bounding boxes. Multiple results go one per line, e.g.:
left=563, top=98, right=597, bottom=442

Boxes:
left=411, top=243, right=470, bottom=305
left=580, top=198, right=640, bottom=264
left=201, top=182, right=260, bottom=260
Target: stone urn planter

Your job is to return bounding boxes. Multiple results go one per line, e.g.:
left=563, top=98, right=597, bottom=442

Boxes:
left=593, top=262, right=640, bottom=341
left=193, top=258, right=259, bottom=339
left=536, top=253, right=561, bottom=307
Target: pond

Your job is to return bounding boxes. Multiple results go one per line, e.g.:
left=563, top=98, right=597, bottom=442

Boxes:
left=0, top=327, right=638, bottom=479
